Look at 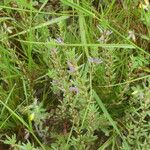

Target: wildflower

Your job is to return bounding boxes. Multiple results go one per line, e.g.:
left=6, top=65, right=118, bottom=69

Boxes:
left=69, top=86, right=79, bottom=94
left=88, top=57, right=103, bottom=64
left=128, top=30, right=136, bottom=42
left=56, top=37, right=64, bottom=44
left=29, top=113, right=35, bottom=121
left=67, top=61, right=77, bottom=73
left=139, top=0, right=149, bottom=10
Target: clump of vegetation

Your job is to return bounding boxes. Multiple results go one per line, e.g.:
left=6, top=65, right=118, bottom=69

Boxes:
left=0, top=0, right=149, bottom=149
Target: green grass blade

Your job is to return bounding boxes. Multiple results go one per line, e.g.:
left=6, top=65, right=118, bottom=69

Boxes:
left=0, top=16, right=69, bottom=40
left=98, top=136, right=112, bottom=150
left=78, top=12, right=89, bottom=57
left=93, top=90, right=130, bottom=150
left=97, top=75, right=150, bottom=87
left=61, top=0, right=95, bottom=17
left=16, top=39, right=135, bottom=48
left=0, top=84, right=16, bottom=118
left=92, top=90, right=121, bottom=135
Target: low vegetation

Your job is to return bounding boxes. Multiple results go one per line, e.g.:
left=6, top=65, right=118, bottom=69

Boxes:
left=0, top=0, right=150, bottom=149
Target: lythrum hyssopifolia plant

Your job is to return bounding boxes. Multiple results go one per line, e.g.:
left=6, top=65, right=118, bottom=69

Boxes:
left=0, top=0, right=150, bottom=150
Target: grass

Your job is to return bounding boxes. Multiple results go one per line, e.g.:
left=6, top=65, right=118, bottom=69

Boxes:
left=0, top=0, right=150, bottom=150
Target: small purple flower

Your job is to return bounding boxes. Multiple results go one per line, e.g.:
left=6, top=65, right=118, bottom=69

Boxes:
left=88, top=57, right=103, bottom=64
left=69, top=86, right=79, bottom=94
left=56, top=37, right=64, bottom=44
left=67, top=61, right=76, bottom=73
